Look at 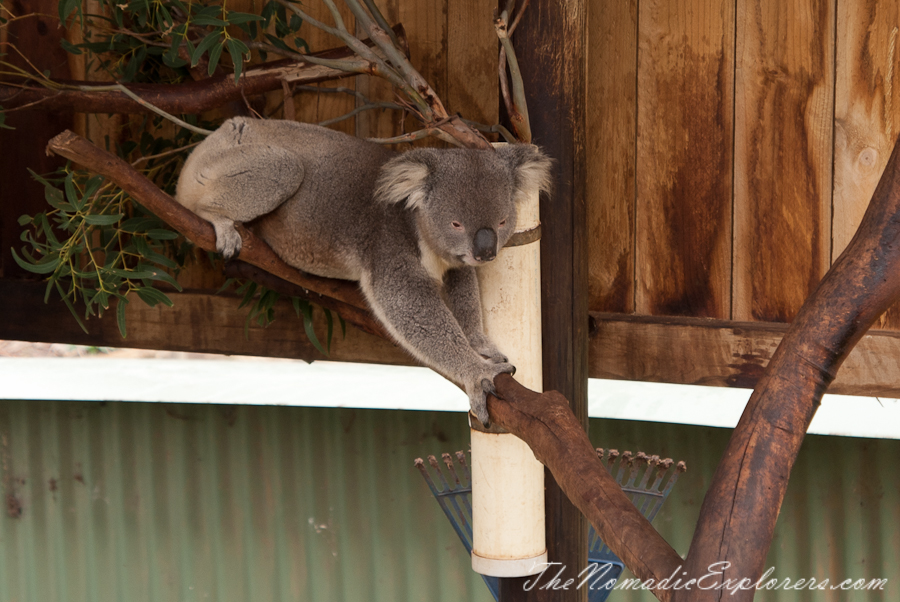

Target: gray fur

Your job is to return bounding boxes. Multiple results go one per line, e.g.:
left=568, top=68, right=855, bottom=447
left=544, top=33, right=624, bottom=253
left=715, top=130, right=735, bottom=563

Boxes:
left=176, top=117, right=552, bottom=426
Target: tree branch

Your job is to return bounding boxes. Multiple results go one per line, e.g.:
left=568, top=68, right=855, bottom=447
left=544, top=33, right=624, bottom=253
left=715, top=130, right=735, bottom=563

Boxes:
left=0, top=26, right=407, bottom=115
left=495, top=0, right=532, bottom=143
left=677, top=133, right=900, bottom=601
left=487, top=375, right=682, bottom=601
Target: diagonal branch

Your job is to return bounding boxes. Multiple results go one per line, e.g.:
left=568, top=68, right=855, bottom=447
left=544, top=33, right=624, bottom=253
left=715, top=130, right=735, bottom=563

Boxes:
left=677, top=133, right=900, bottom=601
left=488, top=375, right=683, bottom=601
left=273, top=0, right=491, bottom=149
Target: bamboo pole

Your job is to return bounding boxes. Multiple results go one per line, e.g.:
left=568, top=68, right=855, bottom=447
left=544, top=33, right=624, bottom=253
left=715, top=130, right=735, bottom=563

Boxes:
left=471, top=161, right=546, bottom=577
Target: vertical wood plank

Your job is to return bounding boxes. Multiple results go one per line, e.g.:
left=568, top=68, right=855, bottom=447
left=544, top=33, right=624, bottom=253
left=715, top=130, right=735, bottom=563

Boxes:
left=635, top=0, right=735, bottom=319
left=833, top=0, right=900, bottom=329
left=446, top=0, right=497, bottom=128
left=732, top=0, right=834, bottom=322
left=586, top=0, right=637, bottom=313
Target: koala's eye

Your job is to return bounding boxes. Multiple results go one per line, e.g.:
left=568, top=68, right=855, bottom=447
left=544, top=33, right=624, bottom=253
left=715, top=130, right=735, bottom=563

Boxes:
left=499, top=219, right=507, bottom=227
left=451, top=221, right=464, bottom=231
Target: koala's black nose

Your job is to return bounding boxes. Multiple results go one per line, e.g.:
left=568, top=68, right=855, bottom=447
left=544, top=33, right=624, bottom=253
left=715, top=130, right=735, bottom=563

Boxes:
left=473, top=228, right=498, bottom=262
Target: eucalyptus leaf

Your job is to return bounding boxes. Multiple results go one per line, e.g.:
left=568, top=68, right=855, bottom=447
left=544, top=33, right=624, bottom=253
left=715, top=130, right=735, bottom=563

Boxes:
left=135, top=286, right=174, bottom=308
left=116, top=297, right=128, bottom=338
left=192, top=31, right=223, bottom=67
left=226, top=12, right=265, bottom=24
left=10, top=248, right=60, bottom=274
left=207, top=40, right=225, bottom=76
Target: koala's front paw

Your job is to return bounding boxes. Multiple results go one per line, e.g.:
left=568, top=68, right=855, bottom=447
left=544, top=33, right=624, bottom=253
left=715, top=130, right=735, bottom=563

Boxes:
left=212, top=220, right=243, bottom=260
left=467, top=360, right=516, bottom=428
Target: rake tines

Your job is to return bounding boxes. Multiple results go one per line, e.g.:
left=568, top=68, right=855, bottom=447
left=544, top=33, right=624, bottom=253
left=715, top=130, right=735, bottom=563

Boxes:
left=415, top=452, right=475, bottom=553
left=418, top=447, right=686, bottom=602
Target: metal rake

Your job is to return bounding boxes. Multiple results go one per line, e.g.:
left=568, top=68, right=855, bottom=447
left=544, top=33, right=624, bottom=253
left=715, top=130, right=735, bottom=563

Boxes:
left=415, top=448, right=686, bottom=602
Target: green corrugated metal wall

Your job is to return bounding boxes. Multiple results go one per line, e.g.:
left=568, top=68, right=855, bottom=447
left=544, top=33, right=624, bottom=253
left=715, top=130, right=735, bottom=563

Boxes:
left=0, top=400, right=897, bottom=601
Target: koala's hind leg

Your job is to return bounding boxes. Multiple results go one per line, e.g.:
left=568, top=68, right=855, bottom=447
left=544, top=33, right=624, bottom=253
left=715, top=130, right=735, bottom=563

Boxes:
left=362, top=260, right=514, bottom=427
left=442, top=267, right=508, bottom=364
left=179, top=144, right=304, bottom=259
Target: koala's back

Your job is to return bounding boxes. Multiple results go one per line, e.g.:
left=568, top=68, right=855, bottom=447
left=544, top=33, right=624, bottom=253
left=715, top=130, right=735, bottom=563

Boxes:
left=179, top=117, right=410, bottom=281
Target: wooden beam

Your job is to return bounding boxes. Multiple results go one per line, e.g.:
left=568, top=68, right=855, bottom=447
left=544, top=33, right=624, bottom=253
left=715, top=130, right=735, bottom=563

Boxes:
left=0, top=279, right=409, bottom=366
left=590, top=312, right=900, bottom=397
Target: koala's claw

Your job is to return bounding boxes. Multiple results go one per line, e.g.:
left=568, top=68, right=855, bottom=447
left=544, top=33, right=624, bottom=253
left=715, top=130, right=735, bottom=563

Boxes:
left=212, top=221, right=243, bottom=260
left=468, top=361, right=515, bottom=428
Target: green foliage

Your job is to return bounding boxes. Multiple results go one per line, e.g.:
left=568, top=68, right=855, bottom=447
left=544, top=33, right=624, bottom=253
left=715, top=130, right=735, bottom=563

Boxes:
left=218, top=278, right=343, bottom=355
left=10, top=1, right=340, bottom=350
left=14, top=167, right=186, bottom=338
left=64, top=1, right=308, bottom=84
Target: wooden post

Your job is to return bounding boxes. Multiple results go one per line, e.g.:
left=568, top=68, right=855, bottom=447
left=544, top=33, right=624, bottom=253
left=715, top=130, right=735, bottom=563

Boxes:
left=501, top=1, right=589, bottom=600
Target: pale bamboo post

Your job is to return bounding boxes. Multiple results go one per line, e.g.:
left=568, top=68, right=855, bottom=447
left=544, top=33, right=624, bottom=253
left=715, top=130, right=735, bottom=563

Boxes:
left=470, top=157, right=547, bottom=577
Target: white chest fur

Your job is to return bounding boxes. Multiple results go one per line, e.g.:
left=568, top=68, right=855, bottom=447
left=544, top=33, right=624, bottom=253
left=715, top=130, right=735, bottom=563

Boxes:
left=419, top=240, right=450, bottom=284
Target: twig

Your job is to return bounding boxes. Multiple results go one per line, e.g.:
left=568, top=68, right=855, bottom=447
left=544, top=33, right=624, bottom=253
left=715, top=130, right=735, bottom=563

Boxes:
left=105, top=83, right=212, bottom=135
left=361, top=0, right=402, bottom=49
left=130, top=141, right=201, bottom=166
left=496, top=0, right=532, bottom=143
left=318, top=101, right=402, bottom=127
left=462, top=119, right=517, bottom=143
left=367, top=127, right=465, bottom=147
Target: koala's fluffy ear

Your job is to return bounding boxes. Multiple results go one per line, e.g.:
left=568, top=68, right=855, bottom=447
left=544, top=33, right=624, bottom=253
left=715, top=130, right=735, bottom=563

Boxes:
left=497, top=144, right=553, bottom=204
left=374, top=150, right=436, bottom=210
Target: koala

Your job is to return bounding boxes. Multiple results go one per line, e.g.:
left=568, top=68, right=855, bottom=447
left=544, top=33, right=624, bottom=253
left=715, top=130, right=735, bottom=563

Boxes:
left=176, top=117, right=552, bottom=426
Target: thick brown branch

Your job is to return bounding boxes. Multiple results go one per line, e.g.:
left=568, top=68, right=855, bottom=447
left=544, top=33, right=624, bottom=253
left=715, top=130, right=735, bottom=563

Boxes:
left=44, top=130, right=384, bottom=339
left=678, top=134, right=900, bottom=601
left=488, top=375, right=683, bottom=601
left=2, top=26, right=406, bottom=115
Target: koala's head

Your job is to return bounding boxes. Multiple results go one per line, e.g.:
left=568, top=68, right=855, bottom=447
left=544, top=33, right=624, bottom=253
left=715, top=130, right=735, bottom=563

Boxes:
left=374, top=144, right=552, bottom=266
